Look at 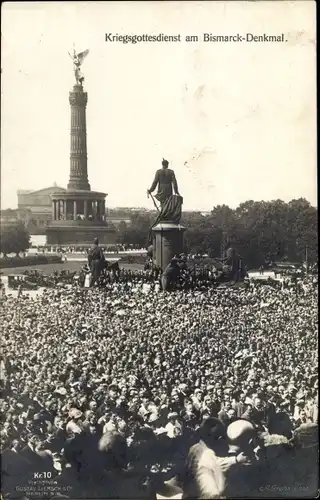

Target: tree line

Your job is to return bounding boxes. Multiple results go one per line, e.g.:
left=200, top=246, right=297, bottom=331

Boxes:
left=116, top=198, right=318, bottom=268
left=0, top=198, right=317, bottom=269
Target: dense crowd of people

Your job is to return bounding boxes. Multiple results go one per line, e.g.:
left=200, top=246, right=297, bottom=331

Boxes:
left=30, top=244, right=147, bottom=255
left=79, top=265, right=224, bottom=291
left=79, top=261, right=317, bottom=294
left=0, top=270, right=318, bottom=498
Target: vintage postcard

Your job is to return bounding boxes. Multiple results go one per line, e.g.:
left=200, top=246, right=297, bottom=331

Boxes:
left=1, top=1, right=317, bottom=499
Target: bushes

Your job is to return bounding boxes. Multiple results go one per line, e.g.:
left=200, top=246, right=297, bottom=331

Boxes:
left=120, top=255, right=147, bottom=265
left=0, top=222, right=30, bottom=256
left=0, top=255, right=62, bottom=269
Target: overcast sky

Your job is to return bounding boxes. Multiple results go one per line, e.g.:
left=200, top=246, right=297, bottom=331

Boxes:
left=1, top=1, right=316, bottom=211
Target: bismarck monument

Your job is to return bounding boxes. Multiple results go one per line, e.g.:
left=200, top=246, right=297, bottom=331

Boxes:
left=46, top=48, right=116, bottom=246
left=147, top=159, right=186, bottom=270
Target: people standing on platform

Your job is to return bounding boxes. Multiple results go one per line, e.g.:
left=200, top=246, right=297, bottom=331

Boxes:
left=161, top=256, right=181, bottom=291
left=87, top=238, right=105, bottom=286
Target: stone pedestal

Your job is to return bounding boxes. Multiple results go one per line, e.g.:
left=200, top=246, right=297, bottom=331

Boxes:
left=152, top=222, right=186, bottom=271
left=46, top=220, right=116, bottom=245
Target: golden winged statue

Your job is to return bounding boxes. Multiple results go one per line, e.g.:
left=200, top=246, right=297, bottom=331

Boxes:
left=68, top=46, right=89, bottom=86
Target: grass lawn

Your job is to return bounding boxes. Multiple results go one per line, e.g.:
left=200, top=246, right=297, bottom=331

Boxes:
left=0, top=261, right=144, bottom=276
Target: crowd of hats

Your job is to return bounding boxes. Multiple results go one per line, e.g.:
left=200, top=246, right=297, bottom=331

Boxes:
left=0, top=273, right=318, bottom=496
left=90, top=266, right=265, bottom=291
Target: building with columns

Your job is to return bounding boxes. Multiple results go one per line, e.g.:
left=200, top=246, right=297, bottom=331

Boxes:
left=15, top=185, right=66, bottom=233
left=46, top=82, right=116, bottom=245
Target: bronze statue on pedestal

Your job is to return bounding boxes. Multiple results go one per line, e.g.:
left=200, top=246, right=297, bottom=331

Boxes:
left=147, top=158, right=183, bottom=225
left=147, top=159, right=185, bottom=289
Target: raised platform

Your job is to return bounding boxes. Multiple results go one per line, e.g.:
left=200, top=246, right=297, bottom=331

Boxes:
left=152, top=221, right=186, bottom=270
left=46, top=223, right=116, bottom=245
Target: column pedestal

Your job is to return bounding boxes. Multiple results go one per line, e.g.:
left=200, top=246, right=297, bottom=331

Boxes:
left=152, top=222, right=186, bottom=271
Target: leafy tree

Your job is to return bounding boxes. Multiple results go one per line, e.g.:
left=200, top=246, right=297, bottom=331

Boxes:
left=0, top=222, right=31, bottom=257
left=115, top=198, right=317, bottom=268
left=286, top=199, right=318, bottom=262
left=118, top=221, right=127, bottom=232
left=116, top=212, right=154, bottom=248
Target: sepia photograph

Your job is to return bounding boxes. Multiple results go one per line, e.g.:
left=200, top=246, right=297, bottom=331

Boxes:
left=0, top=1, right=318, bottom=499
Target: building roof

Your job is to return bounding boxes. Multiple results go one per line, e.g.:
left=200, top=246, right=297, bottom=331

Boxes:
left=17, top=185, right=66, bottom=196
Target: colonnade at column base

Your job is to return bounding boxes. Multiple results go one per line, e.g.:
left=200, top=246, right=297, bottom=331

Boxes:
left=50, top=190, right=107, bottom=223
left=48, top=189, right=115, bottom=245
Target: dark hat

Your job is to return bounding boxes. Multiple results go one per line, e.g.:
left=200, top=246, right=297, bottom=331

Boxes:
left=134, top=427, right=156, bottom=442
left=199, top=417, right=225, bottom=437
left=182, top=411, right=196, bottom=422
left=108, top=383, right=118, bottom=391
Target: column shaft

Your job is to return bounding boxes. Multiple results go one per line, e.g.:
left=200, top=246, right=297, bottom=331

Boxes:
left=73, top=201, right=77, bottom=220
left=68, top=86, right=90, bottom=191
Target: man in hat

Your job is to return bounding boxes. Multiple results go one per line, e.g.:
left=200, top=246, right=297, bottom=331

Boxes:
left=180, top=419, right=259, bottom=499
left=1, top=439, right=31, bottom=495
left=242, top=397, right=269, bottom=432
left=19, top=434, right=55, bottom=475
left=221, top=419, right=262, bottom=497
left=147, top=158, right=180, bottom=208
left=161, top=256, right=181, bottom=291
left=166, top=412, right=182, bottom=438
left=87, top=238, right=105, bottom=286
left=179, top=419, right=226, bottom=498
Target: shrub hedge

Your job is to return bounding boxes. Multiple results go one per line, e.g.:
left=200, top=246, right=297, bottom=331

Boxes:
left=0, top=255, right=63, bottom=269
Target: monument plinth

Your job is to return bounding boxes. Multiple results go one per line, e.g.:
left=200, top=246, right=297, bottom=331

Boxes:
left=152, top=221, right=186, bottom=270
left=148, top=159, right=186, bottom=270
left=46, top=51, right=116, bottom=246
